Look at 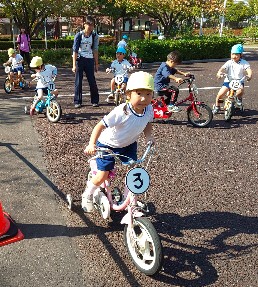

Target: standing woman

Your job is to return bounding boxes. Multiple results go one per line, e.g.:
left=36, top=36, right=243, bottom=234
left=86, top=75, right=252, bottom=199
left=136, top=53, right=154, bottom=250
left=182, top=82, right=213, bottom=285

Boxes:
left=72, top=16, right=100, bottom=108
left=17, top=27, right=32, bottom=73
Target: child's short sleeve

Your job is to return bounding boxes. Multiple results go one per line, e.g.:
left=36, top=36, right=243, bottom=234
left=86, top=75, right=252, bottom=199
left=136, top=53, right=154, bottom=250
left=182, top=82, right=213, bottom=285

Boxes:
left=102, top=105, right=124, bottom=128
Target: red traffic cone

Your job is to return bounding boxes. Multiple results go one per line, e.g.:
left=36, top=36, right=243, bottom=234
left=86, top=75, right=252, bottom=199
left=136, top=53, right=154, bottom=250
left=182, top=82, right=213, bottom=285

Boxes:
left=0, top=202, right=24, bottom=247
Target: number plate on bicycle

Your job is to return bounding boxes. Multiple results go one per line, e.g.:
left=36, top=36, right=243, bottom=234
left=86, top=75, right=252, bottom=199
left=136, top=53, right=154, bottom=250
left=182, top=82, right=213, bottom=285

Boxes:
left=229, top=80, right=242, bottom=90
left=115, top=75, right=124, bottom=85
left=48, top=82, right=56, bottom=91
left=5, top=66, right=11, bottom=73
left=125, top=167, right=150, bottom=195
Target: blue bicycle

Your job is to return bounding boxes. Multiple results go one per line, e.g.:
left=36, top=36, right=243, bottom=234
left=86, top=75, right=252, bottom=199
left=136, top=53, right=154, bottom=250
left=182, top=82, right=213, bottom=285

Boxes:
left=25, top=75, right=62, bottom=123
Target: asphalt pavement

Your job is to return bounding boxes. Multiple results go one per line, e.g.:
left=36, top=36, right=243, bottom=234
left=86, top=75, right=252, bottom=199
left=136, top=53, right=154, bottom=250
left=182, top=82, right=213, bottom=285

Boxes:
left=0, top=100, right=86, bottom=287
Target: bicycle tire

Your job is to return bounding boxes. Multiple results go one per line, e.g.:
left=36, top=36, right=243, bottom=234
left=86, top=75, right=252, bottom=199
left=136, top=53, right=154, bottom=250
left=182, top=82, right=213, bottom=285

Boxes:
left=46, top=100, right=61, bottom=123
left=187, top=103, right=213, bottom=127
left=225, top=102, right=235, bottom=122
left=123, top=217, right=163, bottom=275
left=4, top=78, right=12, bottom=94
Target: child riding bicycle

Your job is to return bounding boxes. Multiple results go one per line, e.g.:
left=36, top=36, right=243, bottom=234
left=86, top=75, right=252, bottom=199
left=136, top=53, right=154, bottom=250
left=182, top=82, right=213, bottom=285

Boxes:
left=154, top=50, right=191, bottom=112
left=82, top=71, right=155, bottom=212
left=29, top=56, right=58, bottom=116
left=106, top=47, right=133, bottom=103
left=212, top=44, right=252, bottom=114
left=4, top=48, right=24, bottom=85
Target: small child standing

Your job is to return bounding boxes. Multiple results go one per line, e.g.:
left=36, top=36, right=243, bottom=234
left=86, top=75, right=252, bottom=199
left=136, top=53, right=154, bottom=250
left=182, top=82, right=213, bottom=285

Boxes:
left=4, top=48, right=24, bottom=85
left=106, top=47, right=132, bottom=103
left=29, top=56, right=58, bottom=116
left=82, top=71, right=155, bottom=212
left=212, top=44, right=252, bottom=114
left=154, top=50, right=190, bottom=112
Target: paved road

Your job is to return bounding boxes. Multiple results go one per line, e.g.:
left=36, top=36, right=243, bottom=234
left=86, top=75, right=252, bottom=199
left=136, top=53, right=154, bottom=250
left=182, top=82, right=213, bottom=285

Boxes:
left=0, top=48, right=257, bottom=287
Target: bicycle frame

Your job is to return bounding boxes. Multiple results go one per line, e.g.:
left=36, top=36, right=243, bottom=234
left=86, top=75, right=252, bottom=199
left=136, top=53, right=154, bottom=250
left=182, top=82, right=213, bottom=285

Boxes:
left=152, top=75, right=202, bottom=118
left=88, top=143, right=153, bottom=223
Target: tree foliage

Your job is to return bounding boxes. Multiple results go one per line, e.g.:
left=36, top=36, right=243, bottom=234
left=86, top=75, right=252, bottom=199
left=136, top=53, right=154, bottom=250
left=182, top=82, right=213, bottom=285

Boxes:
left=1, top=0, right=70, bottom=37
left=225, top=0, right=252, bottom=28
left=114, top=0, right=224, bottom=35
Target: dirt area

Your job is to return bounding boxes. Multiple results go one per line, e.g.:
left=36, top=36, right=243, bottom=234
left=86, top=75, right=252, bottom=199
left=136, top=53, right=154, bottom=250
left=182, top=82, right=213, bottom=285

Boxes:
left=2, top=54, right=257, bottom=286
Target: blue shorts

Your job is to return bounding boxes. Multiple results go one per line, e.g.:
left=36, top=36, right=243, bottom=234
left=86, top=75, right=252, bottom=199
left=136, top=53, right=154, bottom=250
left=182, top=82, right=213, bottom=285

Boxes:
left=223, top=82, right=244, bottom=88
left=35, top=87, right=48, bottom=95
left=12, top=67, right=24, bottom=73
left=96, top=141, right=137, bottom=171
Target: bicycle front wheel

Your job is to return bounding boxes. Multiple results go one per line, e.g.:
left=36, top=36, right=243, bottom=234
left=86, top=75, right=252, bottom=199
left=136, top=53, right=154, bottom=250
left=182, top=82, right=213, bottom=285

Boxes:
left=124, top=217, right=163, bottom=275
left=187, top=103, right=213, bottom=127
left=225, top=102, right=235, bottom=122
left=46, top=100, right=62, bottom=123
left=4, top=78, right=12, bottom=94
left=115, top=91, right=124, bottom=106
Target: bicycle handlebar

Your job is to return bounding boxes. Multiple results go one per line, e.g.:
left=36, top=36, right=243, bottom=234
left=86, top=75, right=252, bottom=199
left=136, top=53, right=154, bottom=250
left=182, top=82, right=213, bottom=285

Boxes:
left=88, top=141, right=154, bottom=166
left=218, top=73, right=247, bottom=82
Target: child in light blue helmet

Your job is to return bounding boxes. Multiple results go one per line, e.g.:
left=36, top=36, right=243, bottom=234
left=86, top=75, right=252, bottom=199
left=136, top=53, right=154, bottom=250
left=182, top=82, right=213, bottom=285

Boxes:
left=117, top=34, right=129, bottom=50
left=105, top=47, right=133, bottom=103
left=212, top=44, right=252, bottom=114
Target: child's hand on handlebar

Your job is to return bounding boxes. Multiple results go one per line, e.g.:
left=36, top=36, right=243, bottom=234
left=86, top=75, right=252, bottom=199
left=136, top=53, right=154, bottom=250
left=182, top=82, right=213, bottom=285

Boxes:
left=84, top=143, right=96, bottom=155
left=175, top=77, right=184, bottom=84
left=216, top=72, right=224, bottom=79
left=184, top=72, right=191, bottom=77
left=31, top=73, right=36, bottom=78
left=106, top=68, right=112, bottom=73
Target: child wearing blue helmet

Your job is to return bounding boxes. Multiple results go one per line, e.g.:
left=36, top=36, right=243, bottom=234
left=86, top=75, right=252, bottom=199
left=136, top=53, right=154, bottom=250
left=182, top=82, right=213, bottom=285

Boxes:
left=117, top=34, right=129, bottom=50
left=105, top=47, right=133, bottom=103
left=212, top=44, right=252, bottom=114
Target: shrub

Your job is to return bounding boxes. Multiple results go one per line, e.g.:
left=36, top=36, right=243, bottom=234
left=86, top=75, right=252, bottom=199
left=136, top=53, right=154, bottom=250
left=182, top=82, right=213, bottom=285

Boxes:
left=0, top=36, right=242, bottom=66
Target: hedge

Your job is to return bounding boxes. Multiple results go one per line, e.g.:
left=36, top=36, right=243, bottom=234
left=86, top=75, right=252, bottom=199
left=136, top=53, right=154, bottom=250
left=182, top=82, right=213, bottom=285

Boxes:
left=0, top=36, right=242, bottom=66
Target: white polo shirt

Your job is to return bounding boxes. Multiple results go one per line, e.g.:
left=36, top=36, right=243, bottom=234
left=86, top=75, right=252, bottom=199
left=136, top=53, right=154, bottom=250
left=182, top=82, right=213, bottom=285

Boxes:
left=222, top=59, right=250, bottom=81
left=98, top=103, right=154, bottom=148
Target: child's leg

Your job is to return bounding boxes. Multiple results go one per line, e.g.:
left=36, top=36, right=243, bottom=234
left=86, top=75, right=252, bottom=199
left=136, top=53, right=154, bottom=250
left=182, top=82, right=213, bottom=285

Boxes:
left=31, top=89, right=44, bottom=109
left=9, top=72, right=14, bottom=83
left=82, top=170, right=109, bottom=212
left=110, top=78, right=115, bottom=92
left=215, top=86, right=229, bottom=106
left=17, top=71, right=22, bottom=82
left=236, top=87, right=244, bottom=100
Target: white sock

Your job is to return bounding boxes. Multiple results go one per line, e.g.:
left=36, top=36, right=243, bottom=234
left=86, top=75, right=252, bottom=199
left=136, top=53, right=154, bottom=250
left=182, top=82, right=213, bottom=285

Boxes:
left=82, top=181, right=99, bottom=199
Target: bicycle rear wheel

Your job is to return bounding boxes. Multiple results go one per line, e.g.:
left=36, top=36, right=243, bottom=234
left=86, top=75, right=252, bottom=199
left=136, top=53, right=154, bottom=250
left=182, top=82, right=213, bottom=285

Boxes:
left=187, top=103, right=213, bottom=127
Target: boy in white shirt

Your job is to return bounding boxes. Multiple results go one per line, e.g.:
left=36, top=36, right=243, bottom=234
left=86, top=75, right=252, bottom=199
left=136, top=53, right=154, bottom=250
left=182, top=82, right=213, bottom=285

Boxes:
left=212, top=44, right=252, bottom=114
left=29, top=56, right=58, bottom=115
left=4, top=48, right=24, bottom=85
left=105, top=47, right=132, bottom=103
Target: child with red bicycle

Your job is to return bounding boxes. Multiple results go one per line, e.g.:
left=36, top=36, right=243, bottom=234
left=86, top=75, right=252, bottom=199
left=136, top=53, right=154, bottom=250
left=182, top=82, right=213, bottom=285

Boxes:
left=212, top=44, right=252, bottom=114
left=154, top=50, right=190, bottom=112
left=82, top=71, right=154, bottom=212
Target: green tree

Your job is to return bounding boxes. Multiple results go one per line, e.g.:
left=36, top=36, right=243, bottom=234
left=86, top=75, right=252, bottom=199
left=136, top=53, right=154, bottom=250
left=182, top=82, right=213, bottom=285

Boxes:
left=115, top=0, right=224, bottom=36
left=1, top=0, right=70, bottom=37
left=225, top=0, right=252, bottom=28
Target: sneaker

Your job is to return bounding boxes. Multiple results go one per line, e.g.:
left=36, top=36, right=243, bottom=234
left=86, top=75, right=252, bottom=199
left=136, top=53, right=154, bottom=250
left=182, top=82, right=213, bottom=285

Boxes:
left=92, top=103, right=99, bottom=107
left=236, top=97, right=242, bottom=107
left=81, top=194, right=94, bottom=213
left=30, top=107, right=35, bottom=116
left=212, top=105, right=220, bottom=115
left=106, top=93, right=114, bottom=104
left=74, top=104, right=82, bottom=108
left=167, top=104, right=181, bottom=112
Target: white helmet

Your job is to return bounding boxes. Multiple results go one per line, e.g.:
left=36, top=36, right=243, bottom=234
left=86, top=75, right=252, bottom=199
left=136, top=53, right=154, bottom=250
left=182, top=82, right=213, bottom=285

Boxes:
left=126, top=72, right=154, bottom=92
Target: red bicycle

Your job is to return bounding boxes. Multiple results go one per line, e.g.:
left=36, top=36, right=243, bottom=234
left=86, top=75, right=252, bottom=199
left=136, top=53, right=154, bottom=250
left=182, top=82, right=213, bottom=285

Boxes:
left=151, top=75, right=213, bottom=128
left=129, top=51, right=142, bottom=69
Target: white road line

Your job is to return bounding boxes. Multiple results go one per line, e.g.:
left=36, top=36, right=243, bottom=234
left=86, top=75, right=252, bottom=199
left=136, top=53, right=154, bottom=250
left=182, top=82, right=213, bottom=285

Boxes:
left=3, top=86, right=250, bottom=100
